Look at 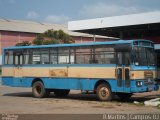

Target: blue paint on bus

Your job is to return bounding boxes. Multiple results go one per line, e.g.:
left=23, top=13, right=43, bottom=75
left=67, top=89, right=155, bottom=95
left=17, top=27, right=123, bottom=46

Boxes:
left=2, top=77, right=159, bottom=93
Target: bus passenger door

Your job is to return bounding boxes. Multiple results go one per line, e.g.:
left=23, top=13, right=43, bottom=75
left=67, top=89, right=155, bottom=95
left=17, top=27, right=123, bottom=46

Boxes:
left=116, top=52, right=130, bottom=92
left=14, top=53, right=23, bottom=78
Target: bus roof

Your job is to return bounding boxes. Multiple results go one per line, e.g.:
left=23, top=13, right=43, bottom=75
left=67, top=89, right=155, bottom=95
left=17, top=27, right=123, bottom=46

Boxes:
left=4, top=39, right=153, bottom=50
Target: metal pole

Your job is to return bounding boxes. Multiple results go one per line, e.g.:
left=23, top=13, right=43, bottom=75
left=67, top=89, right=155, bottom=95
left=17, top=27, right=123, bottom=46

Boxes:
left=119, top=31, right=123, bottom=39
left=93, top=35, right=96, bottom=42
left=18, top=32, right=21, bottom=43
left=81, top=36, right=83, bottom=43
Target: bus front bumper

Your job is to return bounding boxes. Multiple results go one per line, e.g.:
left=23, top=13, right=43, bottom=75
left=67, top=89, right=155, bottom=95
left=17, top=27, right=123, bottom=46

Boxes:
left=131, top=84, right=159, bottom=93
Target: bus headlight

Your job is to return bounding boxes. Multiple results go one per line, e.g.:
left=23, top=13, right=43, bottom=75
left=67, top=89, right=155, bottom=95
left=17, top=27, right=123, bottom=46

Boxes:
left=136, top=81, right=143, bottom=87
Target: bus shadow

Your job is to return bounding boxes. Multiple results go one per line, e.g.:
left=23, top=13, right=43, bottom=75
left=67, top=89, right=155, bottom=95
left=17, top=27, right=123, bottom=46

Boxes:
left=3, top=92, right=33, bottom=97
left=130, top=94, right=160, bottom=102
left=113, top=94, right=160, bottom=103
left=3, top=92, right=160, bottom=103
left=3, top=92, right=99, bottom=101
left=54, top=93, right=99, bottom=101
left=2, top=92, right=97, bottom=100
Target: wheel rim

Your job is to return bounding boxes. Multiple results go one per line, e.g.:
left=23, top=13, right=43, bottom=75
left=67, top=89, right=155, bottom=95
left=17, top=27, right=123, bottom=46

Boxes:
left=35, top=85, right=42, bottom=95
left=99, top=87, right=109, bottom=98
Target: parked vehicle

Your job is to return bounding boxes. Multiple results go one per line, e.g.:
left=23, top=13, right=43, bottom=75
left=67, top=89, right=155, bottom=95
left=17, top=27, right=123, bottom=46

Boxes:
left=2, top=40, right=159, bottom=101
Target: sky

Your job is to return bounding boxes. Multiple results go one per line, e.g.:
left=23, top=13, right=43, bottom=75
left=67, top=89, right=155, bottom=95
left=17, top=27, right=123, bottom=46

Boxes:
left=0, top=0, right=160, bottom=25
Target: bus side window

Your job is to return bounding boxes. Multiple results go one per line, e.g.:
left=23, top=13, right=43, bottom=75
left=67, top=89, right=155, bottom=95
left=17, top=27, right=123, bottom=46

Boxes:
left=14, top=54, right=19, bottom=65
left=124, top=52, right=130, bottom=66
left=4, top=51, right=9, bottom=65
left=117, top=52, right=123, bottom=65
left=32, top=49, right=41, bottom=64
left=24, top=49, right=32, bottom=65
left=75, top=46, right=91, bottom=64
left=70, top=48, right=75, bottom=64
left=50, top=48, right=58, bottom=64
left=58, top=48, right=70, bottom=64
left=4, top=50, right=14, bottom=65
left=41, top=49, right=49, bottom=64
left=13, top=50, right=23, bottom=65
left=94, top=45, right=115, bottom=64
left=117, top=52, right=130, bottom=66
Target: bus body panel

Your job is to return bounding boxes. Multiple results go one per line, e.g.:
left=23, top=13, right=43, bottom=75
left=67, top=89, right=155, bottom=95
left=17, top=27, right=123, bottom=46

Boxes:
left=2, top=65, right=116, bottom=79
left=2, top=40, right=159, bottom=95
left=2, top=76, right=158, bottom=93
left=2, top=65, right=156, bottom=80
left=2, top=65, right=159, bottom=93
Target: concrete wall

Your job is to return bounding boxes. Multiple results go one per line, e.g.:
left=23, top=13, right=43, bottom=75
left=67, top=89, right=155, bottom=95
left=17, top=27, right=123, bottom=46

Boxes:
left=0, top=31, right=36, bottom=54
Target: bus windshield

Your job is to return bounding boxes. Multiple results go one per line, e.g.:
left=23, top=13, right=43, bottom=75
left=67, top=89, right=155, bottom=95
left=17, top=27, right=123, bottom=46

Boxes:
left=132, top=47, right=155, bottom=66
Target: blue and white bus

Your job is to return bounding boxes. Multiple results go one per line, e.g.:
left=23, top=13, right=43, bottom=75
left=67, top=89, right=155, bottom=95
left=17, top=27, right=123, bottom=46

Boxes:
left=2, top=40, right=159, bottom=101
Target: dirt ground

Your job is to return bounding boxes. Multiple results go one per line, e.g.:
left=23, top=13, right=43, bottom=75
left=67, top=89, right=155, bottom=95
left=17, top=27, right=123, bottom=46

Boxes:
left=0, top=85, right=160, bottom=114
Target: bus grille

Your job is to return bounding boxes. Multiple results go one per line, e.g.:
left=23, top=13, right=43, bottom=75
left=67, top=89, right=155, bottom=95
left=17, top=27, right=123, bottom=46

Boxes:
left=144, top=71, right=154, bottom=85
left=144, top=79, right=154, bottom=85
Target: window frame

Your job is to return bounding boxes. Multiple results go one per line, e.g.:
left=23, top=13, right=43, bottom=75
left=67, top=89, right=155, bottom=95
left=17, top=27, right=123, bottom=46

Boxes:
left=57, top=47, right=70, bottom=64
left=75, top=46, right=91, bottom=64
left=92, top=45, right=116, bottom=64
left=4, top=50, right=14, bottom=65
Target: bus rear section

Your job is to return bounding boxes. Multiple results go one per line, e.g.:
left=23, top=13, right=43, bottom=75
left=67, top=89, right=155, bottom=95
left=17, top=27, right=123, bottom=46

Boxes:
left=1, top=40, right=159, bottom=101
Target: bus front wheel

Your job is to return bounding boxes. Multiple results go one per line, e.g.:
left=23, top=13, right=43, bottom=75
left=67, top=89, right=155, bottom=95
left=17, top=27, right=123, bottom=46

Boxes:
left=32, top=81, right=50, bottom=98
left=96, top=83, right=112, bottom=101
left=54, top=89, right=70, bottom=97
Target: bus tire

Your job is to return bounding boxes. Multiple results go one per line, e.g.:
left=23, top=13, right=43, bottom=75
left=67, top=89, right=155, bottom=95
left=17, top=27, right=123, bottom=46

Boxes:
left=32, top=81, right=50, bottom=98
left=96, top=83, right=112, bottom=101
left=54, top=89, right=70, bottom=97
left=117, top=93, right=132, bottom=101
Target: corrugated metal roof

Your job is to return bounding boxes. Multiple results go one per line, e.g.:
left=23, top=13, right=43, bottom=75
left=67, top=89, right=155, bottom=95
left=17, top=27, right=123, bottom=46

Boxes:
left=68, top=11, right=160, bottom=31
left=0, top=18, right=108, bottom=38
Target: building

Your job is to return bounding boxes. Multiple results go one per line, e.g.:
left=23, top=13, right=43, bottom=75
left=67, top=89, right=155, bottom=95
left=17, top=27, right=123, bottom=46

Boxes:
left=68, top=11, right=160, bottom=44
left=0, top=19, right=111, bottom=64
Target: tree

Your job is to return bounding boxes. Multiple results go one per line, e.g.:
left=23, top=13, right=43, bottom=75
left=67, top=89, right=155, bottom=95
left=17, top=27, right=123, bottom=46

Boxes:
left=32, top=34, right=45, bottom=45
left=15, top=29, right=74, bottom=46
left=16, top=41, right=31, bottom=46
left=32, top=29, right=74, bottom=45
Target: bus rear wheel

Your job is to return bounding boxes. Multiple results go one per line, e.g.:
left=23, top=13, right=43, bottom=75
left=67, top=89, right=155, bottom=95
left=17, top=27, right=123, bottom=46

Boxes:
left=96, top=83, right=112, bottom=101
left=32, top=81, right=50, bottom=98
left=54, top=89, right=70, bottom=97
left=117, top=93, right=132, bottom=101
